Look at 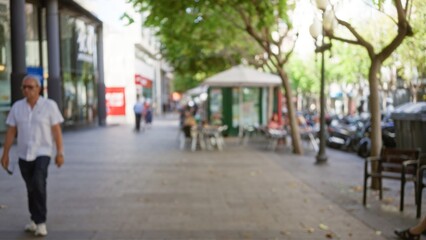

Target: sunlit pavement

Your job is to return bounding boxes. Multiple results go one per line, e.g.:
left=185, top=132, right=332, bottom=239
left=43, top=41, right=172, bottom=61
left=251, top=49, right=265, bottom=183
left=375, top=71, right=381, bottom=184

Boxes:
left=0, top=113, right=419, bottom=239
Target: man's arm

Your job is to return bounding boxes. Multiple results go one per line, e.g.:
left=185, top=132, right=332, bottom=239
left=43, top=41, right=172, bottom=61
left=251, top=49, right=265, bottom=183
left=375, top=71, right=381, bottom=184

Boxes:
left=51, top=124, right=64, bottom=168
left=1, top=126, right=17, bottom=170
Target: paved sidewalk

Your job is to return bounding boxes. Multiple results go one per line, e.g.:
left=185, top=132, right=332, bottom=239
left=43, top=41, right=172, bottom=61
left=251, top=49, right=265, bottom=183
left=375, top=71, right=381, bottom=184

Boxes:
left=246, top=135, right=420, bottom=240
left=0, top=114, right=418, bottom=239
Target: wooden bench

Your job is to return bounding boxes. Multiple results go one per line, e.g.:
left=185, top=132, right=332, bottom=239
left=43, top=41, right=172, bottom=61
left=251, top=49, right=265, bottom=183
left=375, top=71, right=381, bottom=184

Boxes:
left=363, top=148, right=420, bottom=212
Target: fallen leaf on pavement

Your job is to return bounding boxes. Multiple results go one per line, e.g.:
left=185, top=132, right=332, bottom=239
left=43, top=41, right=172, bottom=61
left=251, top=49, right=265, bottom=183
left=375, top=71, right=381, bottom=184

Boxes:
left=300, top=222, right=314, bottom=233
left=319, top=223, right=329, bottom=231
left=382, top=197, right=394, bottom=204
left=241, top=232, right=252, bottom=239
left=381, top=204, right=398, bottom=213
left=325, top=233, right=334, bottom=239
left=351, top=185, right=363, bottom=192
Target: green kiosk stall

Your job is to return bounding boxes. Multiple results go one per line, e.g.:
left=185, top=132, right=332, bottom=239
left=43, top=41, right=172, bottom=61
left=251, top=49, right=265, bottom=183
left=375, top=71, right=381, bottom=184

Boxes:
left=202, top=65, right=282, bottom=136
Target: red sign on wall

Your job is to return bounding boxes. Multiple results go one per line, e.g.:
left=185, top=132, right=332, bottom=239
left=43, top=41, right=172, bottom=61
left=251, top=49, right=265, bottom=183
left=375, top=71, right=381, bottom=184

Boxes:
left=134, top=74, right=153, bottom=88
left=105, top=87, right=126, bottom=116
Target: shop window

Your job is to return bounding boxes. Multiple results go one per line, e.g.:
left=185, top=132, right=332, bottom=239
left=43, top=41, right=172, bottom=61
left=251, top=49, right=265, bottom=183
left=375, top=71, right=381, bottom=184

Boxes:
left=25, top=3, right=40, bottom=67
left=232, top=87, right=259, bottom=128
left=209, top=88, right=223, bottom=124
left=60, top=14, right=98, bottom=127
left=0, top=0, right=11, bottom=132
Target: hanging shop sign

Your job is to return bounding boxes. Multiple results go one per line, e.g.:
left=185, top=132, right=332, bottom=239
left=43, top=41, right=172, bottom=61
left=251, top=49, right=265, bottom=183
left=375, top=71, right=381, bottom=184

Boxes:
left=134, top=74, right=152, bottom=88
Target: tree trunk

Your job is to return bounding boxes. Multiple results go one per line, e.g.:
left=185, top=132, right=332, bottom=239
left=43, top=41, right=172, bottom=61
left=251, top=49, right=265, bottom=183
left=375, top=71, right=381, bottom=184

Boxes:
left=277, top=67, right=303, bottom=154
left=368, top=59, right=383, bottom=190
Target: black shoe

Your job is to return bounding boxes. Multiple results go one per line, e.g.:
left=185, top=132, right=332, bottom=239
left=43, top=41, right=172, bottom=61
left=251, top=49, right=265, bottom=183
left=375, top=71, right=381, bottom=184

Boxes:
left=394, top=229, right=420, bottom=240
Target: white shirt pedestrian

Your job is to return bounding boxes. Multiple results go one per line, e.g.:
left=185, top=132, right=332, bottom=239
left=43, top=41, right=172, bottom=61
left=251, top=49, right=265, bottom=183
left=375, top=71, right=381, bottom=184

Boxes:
left=6, top=97, right=64, bottom=161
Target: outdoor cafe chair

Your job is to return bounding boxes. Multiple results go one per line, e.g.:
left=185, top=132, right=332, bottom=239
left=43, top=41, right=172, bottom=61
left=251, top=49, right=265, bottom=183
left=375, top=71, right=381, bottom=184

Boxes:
left=363, top=148, right=420, bottom=213
left=299, top=127, right=319, bottom=152
left=202, top=125, right=228, bottom=151
left=266, top=128, right=287, bottom=151
left=240, top=125, right=257, bottom=145
left=179, top=125, right=198, bottom=151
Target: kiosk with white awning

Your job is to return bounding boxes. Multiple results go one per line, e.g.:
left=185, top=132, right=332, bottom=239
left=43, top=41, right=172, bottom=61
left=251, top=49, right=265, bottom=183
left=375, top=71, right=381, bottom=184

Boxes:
left=202, top=65, right=282, bottom=136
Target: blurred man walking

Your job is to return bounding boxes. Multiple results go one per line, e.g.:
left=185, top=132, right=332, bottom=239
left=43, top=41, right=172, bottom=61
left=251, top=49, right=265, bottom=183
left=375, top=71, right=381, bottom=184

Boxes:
left=1, top=75, right=64, bottom=237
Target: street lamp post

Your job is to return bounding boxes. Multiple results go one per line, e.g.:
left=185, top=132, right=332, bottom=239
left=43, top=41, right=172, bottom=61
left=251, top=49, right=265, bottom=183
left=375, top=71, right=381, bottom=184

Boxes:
left=310, top=0, right=334, bottom=164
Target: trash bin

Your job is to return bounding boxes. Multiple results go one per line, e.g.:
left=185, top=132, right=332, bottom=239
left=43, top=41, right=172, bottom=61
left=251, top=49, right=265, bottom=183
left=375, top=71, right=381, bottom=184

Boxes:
left=391, top=102, right=426, bottom=152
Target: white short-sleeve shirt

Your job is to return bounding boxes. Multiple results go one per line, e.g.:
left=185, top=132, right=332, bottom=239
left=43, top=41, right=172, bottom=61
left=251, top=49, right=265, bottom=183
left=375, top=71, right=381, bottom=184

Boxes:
left=6, top=97, right=64, bottom=161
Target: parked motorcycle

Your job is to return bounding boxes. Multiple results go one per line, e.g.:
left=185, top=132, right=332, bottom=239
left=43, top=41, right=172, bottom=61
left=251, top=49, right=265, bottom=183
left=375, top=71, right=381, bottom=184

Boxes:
left=357, top=120, right=396, bottom=158
left=326, top=116, right=366, bottom=152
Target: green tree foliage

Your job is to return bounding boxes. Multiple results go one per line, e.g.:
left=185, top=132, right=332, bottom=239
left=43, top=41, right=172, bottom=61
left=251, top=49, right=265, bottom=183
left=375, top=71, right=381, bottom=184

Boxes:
left=287, top=57, right=319, bottom=94
left=396, top=0, right=426, bottom=80
left=286, top=40, right=369, bottom=112
left=327, top=41, right=370, bottom=85
left=127, top=0, right=264, bottom=91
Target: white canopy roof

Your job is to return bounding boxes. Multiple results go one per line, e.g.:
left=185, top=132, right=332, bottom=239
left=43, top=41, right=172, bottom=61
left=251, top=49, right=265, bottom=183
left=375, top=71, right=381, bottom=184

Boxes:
left=185, top=85, right=208, bottom=96
left=202, top=65, right=281, bottom=87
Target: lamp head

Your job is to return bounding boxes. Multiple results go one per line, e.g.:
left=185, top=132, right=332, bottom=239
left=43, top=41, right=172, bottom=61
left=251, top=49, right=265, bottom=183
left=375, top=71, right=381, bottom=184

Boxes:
left=309, top=17, right=322, bottom=39
left=323, top=9, right=336, bottom=35
left=315, top=0, right=329, bottom=11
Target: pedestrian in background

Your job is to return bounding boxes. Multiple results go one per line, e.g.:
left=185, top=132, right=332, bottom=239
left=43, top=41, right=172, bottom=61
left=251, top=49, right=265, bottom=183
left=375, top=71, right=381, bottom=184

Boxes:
left=268, top=112, right=282, bottom=129
left=183, top=109, right=196, bottom=128
left=1, top=75, right=64, bottom=237
left=133, top=98, right=144, bottom=132
left=384, top=97, right=395, bottom=120
left=357, top=99, right=365, bottom=115
left=144, top=104, right=153, bottom=128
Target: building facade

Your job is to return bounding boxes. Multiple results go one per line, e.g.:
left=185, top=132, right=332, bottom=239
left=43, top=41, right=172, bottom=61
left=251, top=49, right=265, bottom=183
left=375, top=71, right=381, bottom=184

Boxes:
left=1, top=0, right=173, bottom=133
left=75, top=0, right=172, bottom=124
left=0, top=0, right=106, bottom=132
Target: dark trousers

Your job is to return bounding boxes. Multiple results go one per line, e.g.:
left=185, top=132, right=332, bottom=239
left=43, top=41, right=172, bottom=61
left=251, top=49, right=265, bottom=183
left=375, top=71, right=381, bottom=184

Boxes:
left=19, top=156, right=50, bottom=224
left=135, top=113, right=142, bottom=131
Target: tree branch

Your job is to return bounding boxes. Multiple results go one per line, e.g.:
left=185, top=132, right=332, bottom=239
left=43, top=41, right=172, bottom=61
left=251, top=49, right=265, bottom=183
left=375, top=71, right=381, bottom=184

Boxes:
left=378, top=0, right=413, bottom=61
left=332, top=17, right=375, bottom=58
